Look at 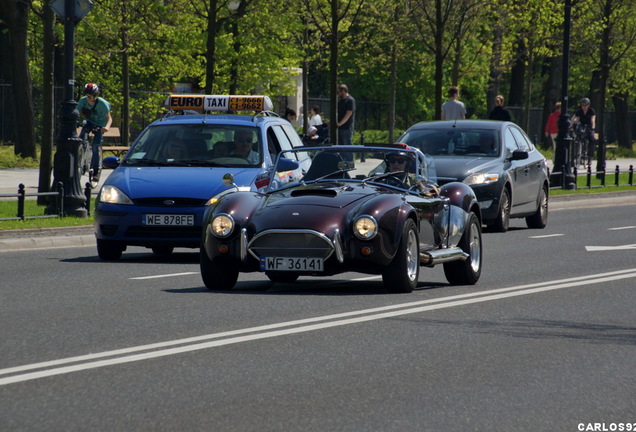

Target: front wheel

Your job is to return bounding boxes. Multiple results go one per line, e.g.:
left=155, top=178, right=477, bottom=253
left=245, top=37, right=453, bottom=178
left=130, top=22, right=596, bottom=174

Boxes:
left=382, top=219, right=419, bottom=293
left=97, top=239, right=124, bottom=261
left=526, top=186, right=548, bottom=229
left=490, top=188, right=510, bottom=233
left=444, top=212, right=482, bottom=285
left=200, top=250, right=238, bottom=291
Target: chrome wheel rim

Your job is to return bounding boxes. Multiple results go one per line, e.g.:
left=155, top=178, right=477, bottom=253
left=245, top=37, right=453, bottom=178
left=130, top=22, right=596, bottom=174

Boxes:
left=406, top=229, right=418, bottom=281
left=469, top=220, right=481, bottom=273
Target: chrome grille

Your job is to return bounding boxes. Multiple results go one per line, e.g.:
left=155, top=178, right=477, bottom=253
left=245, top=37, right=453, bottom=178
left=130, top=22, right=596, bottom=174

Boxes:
left=248, top=230, right=334, bottom=260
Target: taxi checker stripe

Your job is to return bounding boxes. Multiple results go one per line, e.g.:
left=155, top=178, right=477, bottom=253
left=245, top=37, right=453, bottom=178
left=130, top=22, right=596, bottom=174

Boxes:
left=2, top=268, right=636, bottom=386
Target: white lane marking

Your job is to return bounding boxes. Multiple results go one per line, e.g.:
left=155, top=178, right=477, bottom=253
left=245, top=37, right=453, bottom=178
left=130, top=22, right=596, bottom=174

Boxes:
left=607, top=226, right=636, bottom=231
left=131, top=272, right=198, bottom=280
left=585, top=244, right=636, bottom=251
left=528, top=234, right=564, bottom=239
left=2, top=268, right=636, bottom=386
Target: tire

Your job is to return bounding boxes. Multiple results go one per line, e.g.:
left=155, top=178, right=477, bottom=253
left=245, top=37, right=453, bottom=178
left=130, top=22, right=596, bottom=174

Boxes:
left=152, top=246, right=174, bottom=256
left=77, top=144, right=88, bottom=176
left=526, top=186, right=548, bottom=229
left=444, top=212, right=482, bottom=285
left=491, top=187, right=510, bottom=233
left=97, top=239, right=123, bottom=261
left=382, top=219, right=419, bottom=293
left=266, top=272, right=299, bottom=284
left=200, top=250, right=238, bottom=291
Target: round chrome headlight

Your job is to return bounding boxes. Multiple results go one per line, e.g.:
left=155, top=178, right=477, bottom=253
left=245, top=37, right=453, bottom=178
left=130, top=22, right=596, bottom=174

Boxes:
left=353, top=216, right=378, bottom=240
left=210, top=214, right=234, bottom=238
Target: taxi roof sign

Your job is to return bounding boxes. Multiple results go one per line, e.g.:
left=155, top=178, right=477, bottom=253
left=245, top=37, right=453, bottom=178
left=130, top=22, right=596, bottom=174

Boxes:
left=166, top=95, right=273, bottom=112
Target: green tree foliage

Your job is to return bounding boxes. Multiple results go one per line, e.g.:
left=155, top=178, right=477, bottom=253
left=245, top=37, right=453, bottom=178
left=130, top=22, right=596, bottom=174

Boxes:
left=7, top=0, right=636, bottom=160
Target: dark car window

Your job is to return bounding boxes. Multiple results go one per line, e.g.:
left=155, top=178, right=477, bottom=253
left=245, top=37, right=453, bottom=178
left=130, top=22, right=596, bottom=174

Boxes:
left=503, top=128, right=518, bottom=156
left=401, top=129, right=499, bottom=157
left=280, top=123, right=305, bottom=148
left=509, top=126, right=532, bottom=152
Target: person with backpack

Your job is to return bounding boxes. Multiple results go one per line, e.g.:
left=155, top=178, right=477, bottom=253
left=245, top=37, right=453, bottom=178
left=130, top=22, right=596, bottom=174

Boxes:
left=77, top=83, right=112, bottom=182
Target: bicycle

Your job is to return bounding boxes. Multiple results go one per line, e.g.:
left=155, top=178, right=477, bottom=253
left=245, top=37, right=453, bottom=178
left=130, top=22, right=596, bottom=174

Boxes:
left=78, top=122, right=103, bottom=186
left=570, top=123, right=589, bottom=169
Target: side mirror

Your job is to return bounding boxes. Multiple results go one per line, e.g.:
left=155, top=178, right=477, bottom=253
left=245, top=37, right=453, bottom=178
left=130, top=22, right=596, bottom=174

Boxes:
left=276, top=157, right=300, bottom=172
left=222, top=173, right=235, bottom=187
left=511, top=150, right=529, bottom=161
left=102, top=156, right=120, bottom=169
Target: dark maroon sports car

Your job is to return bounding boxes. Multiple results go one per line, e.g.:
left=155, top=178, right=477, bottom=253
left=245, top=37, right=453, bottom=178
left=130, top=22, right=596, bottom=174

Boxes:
left=200, top=144, right=483, bottom=293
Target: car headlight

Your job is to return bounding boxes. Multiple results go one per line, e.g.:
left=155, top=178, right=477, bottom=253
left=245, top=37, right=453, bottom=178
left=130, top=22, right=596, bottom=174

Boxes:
left=353, top=216, right=378, bottom=240
left=464, top=173, right=499, bottom=186
left=210, top=214, right=234, bottom=237
left=99, top=185, right=133, bottom=204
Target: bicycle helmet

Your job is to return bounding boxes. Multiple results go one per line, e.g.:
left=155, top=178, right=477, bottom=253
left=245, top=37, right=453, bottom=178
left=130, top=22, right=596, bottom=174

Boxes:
left=580, top=97, right=590, bottom=105
left=84, top=83, right=100, bottom=95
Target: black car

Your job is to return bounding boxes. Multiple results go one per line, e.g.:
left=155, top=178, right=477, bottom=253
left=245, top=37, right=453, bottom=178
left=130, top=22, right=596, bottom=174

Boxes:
left=398, top=120, right=549, bottom=232
left=200, top=144, right=483, bottom=293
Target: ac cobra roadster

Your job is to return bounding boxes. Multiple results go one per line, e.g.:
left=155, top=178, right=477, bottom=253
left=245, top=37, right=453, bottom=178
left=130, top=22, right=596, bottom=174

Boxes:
left=200, top=144, right=483, bottom=293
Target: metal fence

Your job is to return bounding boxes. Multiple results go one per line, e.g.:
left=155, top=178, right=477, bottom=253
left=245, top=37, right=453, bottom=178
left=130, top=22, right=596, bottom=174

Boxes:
left=549, top=164, right=635, bottom=190
left=0, top=182, right=97, bottom=220
left=2, top=83, right=636, bottom=145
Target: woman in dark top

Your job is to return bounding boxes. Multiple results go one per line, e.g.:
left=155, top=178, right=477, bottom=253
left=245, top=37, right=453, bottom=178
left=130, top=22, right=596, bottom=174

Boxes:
left=489, top=95, right=512, bottom=121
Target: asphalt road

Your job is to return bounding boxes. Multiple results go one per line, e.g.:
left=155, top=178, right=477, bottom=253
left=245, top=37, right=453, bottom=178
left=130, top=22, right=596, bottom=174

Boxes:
left=0, top=201, right=635, bottom=431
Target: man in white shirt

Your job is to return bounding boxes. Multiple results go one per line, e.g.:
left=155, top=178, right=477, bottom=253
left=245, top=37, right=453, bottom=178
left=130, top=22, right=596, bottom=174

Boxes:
left=441, top=86, right=466, bottom=120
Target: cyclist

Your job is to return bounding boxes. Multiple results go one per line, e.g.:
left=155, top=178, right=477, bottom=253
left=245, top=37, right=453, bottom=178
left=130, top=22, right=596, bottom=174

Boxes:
left=77, top=83, right=112, bottom=182
left=570, top=97, right=596, bottom=167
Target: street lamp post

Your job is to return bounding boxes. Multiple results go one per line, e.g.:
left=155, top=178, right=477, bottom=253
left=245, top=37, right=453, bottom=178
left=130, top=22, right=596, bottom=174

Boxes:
left=552, top=0, right=576, bottom=189
left=47, top=0, right=93, bottom=217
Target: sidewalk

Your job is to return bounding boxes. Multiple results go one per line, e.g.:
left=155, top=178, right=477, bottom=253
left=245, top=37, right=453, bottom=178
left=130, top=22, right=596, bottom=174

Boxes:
left=0, top=168, right=111, bottom=197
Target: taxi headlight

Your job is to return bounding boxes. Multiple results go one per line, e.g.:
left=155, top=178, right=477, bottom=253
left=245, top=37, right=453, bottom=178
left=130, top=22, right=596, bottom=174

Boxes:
left=210, top=214, right=234, bottom=238
left=464, top=173, right=499, bottom=186
left=353, top=216, right=378, bottom=240
left=99, top=185, right=133, bottom=205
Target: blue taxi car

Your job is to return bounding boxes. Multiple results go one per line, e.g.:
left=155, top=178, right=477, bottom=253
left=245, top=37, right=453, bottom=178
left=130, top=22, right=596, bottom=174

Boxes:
left=95, top=95, right=305, bottom=260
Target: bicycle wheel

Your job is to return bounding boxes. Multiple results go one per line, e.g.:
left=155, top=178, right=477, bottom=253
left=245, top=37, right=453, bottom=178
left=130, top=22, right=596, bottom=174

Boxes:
left=77, top=141, right=89, bottom=177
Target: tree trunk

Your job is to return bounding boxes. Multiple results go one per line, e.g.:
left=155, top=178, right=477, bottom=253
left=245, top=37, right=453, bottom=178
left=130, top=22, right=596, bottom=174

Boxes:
left=38, top=5, right=56, bottom=204
left=121, top=1, right=130, bottom=146
left=612, top=93, right=632, bottom=151
left=2, top=0, right=37, bottom=158
left=205, top=0, right=219, bottom=94
left=508, top=38, right=526, bottom=107
left=540, top=56, right=561, bottom=149
left=329, top=0, right=338, bottom=144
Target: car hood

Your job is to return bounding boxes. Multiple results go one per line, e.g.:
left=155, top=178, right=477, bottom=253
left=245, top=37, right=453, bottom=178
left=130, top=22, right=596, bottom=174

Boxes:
left=264, top=183, right=371, bottom=209
left=105, top=166, right=262, bottom=199
left=432, top=156, right=500, bottom=181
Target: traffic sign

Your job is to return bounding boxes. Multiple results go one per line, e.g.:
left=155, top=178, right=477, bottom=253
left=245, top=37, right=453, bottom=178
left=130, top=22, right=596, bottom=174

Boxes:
left=50, top=0, right=93, bottom=20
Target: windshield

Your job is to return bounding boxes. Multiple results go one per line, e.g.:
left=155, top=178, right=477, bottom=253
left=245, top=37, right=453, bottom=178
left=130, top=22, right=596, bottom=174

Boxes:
left=123, top=124, right=263, bottom=167
left=267, top=145, right=438, bottom=194
left=398, top=128, right=500, bottom=158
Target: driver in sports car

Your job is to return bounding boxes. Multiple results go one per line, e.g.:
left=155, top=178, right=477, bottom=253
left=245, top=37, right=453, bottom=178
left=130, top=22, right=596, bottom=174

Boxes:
left=385, top=150, right=439, bottom=197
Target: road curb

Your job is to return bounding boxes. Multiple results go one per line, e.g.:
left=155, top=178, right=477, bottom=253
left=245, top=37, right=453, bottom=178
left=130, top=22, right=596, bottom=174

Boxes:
left=0, top=234, right=95, bottom=252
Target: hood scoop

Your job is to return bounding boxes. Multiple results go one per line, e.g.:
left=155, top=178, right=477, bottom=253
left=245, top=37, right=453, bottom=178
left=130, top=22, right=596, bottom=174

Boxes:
left=291, top=188, right=338, bottom=198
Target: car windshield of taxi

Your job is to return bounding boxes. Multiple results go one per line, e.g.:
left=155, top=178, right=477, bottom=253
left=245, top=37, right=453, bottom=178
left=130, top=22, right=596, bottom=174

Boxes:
left=123, top=123, right=264, bottom=167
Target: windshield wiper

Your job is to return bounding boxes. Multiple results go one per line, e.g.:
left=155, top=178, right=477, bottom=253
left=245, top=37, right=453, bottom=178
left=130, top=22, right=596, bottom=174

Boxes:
left=124, top=159, right=172, bottom=166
